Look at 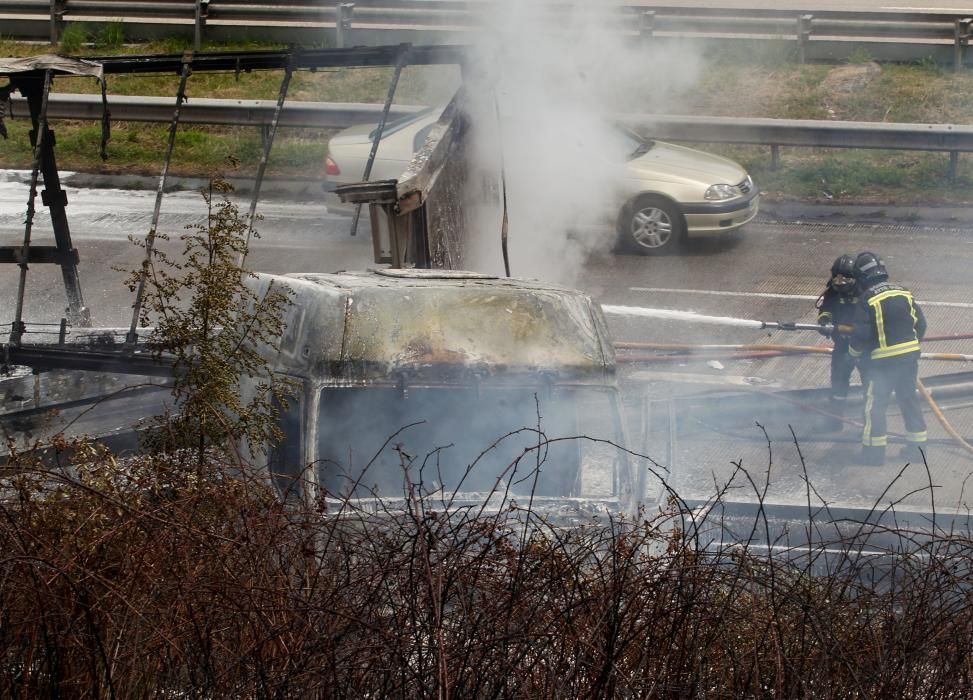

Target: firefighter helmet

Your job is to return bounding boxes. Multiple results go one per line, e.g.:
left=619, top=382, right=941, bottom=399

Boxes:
left=852, top=251, right=888, bottom=287
left=829, top=254, right=856, bottom=293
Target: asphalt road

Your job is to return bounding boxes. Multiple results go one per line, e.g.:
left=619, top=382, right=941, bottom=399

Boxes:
left=3, top=174, right=971, bottom=337
left=3, top=175, right=973, bottom=512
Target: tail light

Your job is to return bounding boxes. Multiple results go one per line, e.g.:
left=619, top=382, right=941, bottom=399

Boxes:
left=325, top=155, right=341, bottom=176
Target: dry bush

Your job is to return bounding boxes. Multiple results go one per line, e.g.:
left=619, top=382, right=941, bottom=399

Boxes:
left=2, top=433, right=973, bottom=698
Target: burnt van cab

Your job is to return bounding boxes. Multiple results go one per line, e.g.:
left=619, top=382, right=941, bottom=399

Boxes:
left=244, top=268, right=636, bottom=522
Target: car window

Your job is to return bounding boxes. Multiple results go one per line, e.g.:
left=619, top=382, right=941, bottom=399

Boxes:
left=368, top=106, right=439, bottom=141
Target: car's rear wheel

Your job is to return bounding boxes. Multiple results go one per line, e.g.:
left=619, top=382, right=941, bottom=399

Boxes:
left=619, top=195, right=685, bottom=255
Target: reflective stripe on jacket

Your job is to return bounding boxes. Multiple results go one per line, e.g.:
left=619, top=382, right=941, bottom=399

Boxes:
left=849, top=283, right=926, bottom=361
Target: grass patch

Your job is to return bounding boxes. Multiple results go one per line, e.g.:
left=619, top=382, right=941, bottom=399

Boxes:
left=0, top=39, right=457, bottom=177
left=1, top=37, right=460, bottom=103
left=0, top=120, right=334, bottom=177
left=57, top=24, right=89, bottom=53
left=1, top=37, right=971, bottom=123
left=705, top=38, right=798, bottom=66
left=3, top=37, right=973, bottom=201
left=846, top=46, right=874, bottom=65
left=709, top=144, right=973, bottom=205
left=95, top=20, right=126, bottom=50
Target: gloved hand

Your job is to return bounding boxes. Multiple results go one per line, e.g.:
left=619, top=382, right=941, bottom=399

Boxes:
left=818, top=322, right=833, bottom=337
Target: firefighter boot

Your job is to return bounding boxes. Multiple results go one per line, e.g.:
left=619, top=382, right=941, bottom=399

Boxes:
left=896, top=443, right=928, bottom=464
left=861, top=445, right=885, bottom=467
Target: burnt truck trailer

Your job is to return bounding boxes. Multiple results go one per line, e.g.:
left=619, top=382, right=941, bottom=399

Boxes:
left=265, top=93, right=643, bottom=518
left=1, top=58, right=648, bottom=522
left=245, top=268, right=638, bottom=520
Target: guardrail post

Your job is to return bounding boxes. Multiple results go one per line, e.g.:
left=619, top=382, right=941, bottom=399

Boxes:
left=49, top=0, right=64, bottom=44
left=771, top=144, right=780, bottom=170
left=639, top=11, right=655, bottom=46
left=337, top=3, right=355, bottom=49
left=949, top=151, right=959, bottom=181
left=194, top=0, right=209, bottom=51
left=797, top=14, right=813, bottom=65
left=955, top=18, right=972, bottom=72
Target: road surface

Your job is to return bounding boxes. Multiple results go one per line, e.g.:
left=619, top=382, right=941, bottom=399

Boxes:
left=3, top=173, right=973, bottom=513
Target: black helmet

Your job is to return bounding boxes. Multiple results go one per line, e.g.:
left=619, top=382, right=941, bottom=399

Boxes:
left=830, top=254, right=856, bottom=293
left=831, top=254, right=855, bottom=278
left=852, top=251, right=888, bottom=287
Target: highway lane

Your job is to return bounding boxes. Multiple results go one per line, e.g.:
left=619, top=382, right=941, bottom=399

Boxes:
left=3, top=175, right=973, bottom=366
left=4, top=178, right=973, bottom=511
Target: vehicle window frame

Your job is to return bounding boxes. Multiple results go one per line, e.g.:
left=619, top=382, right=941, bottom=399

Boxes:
left=268, top=376, right=308, bottom=501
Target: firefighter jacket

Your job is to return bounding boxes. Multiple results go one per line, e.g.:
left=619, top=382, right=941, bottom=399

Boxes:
left=849, top=282, right=926, bottom=361
left=816, top=286, right=858, bottom=328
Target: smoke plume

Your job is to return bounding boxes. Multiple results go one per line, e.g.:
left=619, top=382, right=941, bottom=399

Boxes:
left=460, top=1, right=703, bottom=284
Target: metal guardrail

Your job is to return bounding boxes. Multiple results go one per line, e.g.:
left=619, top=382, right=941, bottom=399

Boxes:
left=8, top=93, right=973, bottom=178
left=0, top=2, right=970, bottom=66
left=620, top=113, right=973, bottom=179
left=7, top=93, right=424, bottom=127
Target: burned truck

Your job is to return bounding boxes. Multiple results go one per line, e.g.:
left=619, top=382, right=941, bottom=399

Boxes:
left=246, top=268, right=637, bottom=520
left=237, top=90, right=637, bottom=518
left=0, top=53, right=643, bottom=521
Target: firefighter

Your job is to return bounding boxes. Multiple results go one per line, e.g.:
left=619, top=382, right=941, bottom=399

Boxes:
left=816, top=254, right=859, bottom=431
left=848, top=251, right=928, bottom=466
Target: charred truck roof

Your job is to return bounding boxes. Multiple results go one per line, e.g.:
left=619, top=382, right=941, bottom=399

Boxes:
left=247, top=268, right=616, bottom=386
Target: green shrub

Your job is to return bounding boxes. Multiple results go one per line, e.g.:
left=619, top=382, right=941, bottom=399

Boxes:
left=58, top=23, right=89, bottom=53
left=96, top=20, right=125, bottom=49
left=847, top=47, right=874, bottom=64
left=121, top=179, right=294, bottom=462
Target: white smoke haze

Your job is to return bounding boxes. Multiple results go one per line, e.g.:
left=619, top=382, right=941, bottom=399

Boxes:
left=313, top=386, right=622, bottom=502
left=460, top=0, right=703, bottom=284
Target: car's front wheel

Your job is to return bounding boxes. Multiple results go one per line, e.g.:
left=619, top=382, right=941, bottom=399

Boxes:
left=618, top=195, right=685, bottom=255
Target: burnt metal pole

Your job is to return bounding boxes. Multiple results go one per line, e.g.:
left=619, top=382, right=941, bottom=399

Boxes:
left=336, top=3, right=355, bottom=49
left=48, top=0, right=61, bottom=44
left=29, top=77, right=90, bottom=328
left=10, top=70, right=52, bottom=346
left=11, top=70, right=90, bottom=344
left=240, top=56, right=294, bottom=266
left=350, top=44, right=409, bottom=237
left=126, top=53, right=193, bottom=347
left=194, top=0, right=207, bottom=51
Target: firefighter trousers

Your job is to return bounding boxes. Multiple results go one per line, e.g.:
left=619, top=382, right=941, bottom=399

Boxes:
left=830, top=338, right=857, bottom=401
left=861, top=353, right=927, bottom=454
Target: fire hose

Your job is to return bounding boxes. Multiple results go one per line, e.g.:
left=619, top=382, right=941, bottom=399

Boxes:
left=612, top=322, right=973, bottom=457
left=918, top=380, right=973, bottom=456
left=615, top=342, right=973, bottom=363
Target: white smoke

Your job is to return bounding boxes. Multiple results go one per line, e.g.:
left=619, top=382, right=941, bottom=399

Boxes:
left=460, top=1, right=703, bottom=284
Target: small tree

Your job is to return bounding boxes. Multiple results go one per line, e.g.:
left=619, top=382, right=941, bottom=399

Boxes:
left=123, top=179, right=293, bottom=465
